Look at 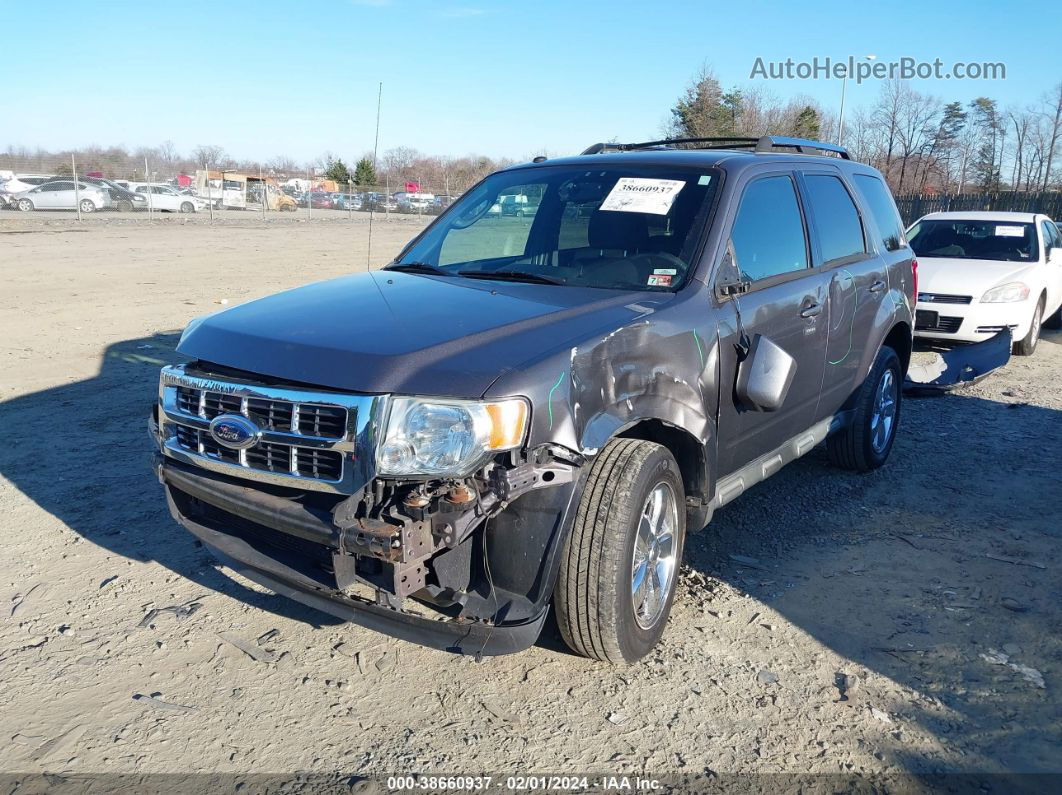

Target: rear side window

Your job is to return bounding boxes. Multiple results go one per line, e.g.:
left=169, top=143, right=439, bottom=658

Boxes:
left=803, top=175, right=865, bottom=263
left=853, top=174, right=905, bottom=252
left=730, top=175, right=808, bottom=282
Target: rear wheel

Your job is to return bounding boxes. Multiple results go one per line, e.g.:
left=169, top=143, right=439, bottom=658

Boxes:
left=79, top=199, right=95, bottom=214
left=1014, top=298, right=1044, bottom=356
left=827, top=346, right=902, bottom=472
left=18, top=199, right=33, bottom=212
left=555, top=438, right=686, bottom=663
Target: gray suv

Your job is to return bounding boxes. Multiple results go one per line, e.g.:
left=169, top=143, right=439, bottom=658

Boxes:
left=151, top=136, right=914, bottom=663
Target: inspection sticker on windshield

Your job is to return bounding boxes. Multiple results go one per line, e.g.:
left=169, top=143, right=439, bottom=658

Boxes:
left=647, top=273, right=673, bottom=287
left=600, top=178, right=685, bottom=215
left=995, top=225, right=1024, bottom=237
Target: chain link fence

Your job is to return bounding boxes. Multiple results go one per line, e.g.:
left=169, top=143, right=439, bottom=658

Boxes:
left=0, top=151, right=467, bottom=223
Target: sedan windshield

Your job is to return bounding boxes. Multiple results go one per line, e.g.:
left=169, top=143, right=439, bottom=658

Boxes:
left=908, top=219, right=1037, bottom=262
left=393, top=164, right=721, bottom=291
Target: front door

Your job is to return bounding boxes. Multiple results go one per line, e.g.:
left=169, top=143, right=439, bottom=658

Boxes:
left=715, top=172, right=830, bottom=475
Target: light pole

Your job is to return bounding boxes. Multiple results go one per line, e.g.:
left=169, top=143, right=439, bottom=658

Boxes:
left=838, top=54, right=875, bottom=145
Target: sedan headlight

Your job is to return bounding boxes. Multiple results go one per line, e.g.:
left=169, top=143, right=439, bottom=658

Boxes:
left=981, top=282, right=1030, bottom=303
left=377, top=397, right=529, bottom=477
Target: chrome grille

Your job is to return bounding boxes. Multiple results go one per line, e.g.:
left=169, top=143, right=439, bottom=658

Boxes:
left=157, top=365, right=380, bottom=493
left=175, top=385, right=348, bottom=440
left=918, top=292, right=973, bottom=305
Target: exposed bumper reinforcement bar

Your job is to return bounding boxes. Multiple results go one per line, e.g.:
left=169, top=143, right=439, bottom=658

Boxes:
left=159, top=461, right=547, bottom=656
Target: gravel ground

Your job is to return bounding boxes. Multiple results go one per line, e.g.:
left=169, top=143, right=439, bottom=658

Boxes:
left=1, top=215, right=1060, bottom=790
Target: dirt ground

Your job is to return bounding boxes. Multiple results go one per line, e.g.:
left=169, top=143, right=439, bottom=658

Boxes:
left=1, top=213, right=1060, bottom=790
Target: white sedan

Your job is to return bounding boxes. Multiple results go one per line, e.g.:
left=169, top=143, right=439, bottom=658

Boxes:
left=133, top=184, right=206, bottom=213
left=908, top=211, right=1062, bottom=355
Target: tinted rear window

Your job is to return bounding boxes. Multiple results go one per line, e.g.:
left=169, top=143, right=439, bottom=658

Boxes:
left=853, top=174, right=906, bottom=252
left=803, top=175, right=865, bottom=263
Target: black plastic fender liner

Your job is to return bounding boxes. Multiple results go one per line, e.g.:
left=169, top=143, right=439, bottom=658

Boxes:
left=164, top=487, right=548, bottom=656
left=904, top=329, right=1012, bottom=392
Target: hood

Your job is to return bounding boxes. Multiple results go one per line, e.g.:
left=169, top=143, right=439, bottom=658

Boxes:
left=918, top=256, right=1037, bottom=299
left=177, top=271, right=664, bottom=397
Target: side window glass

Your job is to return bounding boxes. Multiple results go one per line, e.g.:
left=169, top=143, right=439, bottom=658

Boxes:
left=804, top=175, right=866, bottom=263
left=1041, top=221, right=1057, bottom=254
left=853, top=174, right=905, bottom=252
left=730, top=175, right=808, bottom=282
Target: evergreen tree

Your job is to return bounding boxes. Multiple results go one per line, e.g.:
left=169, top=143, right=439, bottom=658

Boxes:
left=791, top=106, right=821, bottom=139
left=354, top=157, right=378, bottom=186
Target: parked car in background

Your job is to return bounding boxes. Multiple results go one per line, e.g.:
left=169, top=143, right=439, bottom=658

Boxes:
left=908, top=211, right=1062, bottom=356
left=151, top=135, right=915, bottom=662
left=133, top=184, right=206, bottom=213
left=2, top=174, right=55, bottom=194
left=500, top=194, right=539, bottom=217
left=78, top=176, right=147, bottom=212
left=15, top=180, right=113, bottom=213
left=334, top=193, right=362, bottom=211
left=300, top=191, right=335, bottom=209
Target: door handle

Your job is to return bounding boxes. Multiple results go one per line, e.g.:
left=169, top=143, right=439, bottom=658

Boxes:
left=800, top=302, right=822, bottom=318
left=869, top=279, right=887, bottom=293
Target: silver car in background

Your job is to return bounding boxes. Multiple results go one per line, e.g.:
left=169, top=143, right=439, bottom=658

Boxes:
left=14, top=180, right=114, bottom=213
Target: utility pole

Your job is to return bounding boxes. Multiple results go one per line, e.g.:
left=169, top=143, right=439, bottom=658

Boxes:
left=72, top=153, right=81, bottom=221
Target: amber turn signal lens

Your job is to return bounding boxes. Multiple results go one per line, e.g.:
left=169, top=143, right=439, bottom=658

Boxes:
left=484, top=399, right=529, bottom=450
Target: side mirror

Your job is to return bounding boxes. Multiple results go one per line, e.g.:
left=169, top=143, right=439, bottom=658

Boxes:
left=735, top=334, right=797, bottom=412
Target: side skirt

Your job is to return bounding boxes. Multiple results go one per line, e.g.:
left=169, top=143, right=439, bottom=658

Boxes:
left=706, top=415, right=842, bottom=519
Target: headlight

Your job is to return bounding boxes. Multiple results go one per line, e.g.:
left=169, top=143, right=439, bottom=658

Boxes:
left=981, top=282, right=1030, bottom=303
left=377, top=397, right=529, bottom=477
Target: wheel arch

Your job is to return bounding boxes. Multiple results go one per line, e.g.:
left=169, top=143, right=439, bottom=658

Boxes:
left=616, top=418, right=711, bottom=530
left=881, top=320, right=913, bottom=376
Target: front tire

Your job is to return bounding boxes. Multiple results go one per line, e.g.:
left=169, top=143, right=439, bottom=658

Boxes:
left=117, top=199, right=133, bottom=212
left=555, top=438, right=686, bottom=663
left=18, top=199, right=34, bottom=212
left=180, top=201, right=194, bottom=213
left=79, top=199, right=95, bottom=214
left=1013, top=298, right=1044, bottom=356
left=827, top=345, right=902, bottom=472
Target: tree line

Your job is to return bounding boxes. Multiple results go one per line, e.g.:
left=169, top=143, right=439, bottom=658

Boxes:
left=1, top=141, right=515, bottom=196
left=5, top=69, right=1060, bottom=197
left=668, top=66, right=1062, bottom=195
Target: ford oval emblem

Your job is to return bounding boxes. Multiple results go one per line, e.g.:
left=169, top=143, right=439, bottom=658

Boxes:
left=208, top=414, right=260, bottom=450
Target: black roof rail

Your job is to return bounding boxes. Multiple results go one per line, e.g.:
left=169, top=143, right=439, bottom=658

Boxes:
left=581, top=135, right=850, bottom=160
left=755, top=135, right=850, bottom=159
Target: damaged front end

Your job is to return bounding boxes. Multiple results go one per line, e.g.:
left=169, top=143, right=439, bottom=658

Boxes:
left=904, top=329, right=1012, bottom=392
left=152, top=363, right=583, bottom=655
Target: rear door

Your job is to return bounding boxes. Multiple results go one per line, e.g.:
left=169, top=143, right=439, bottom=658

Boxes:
left=797, top=168, right=889, bottom=414
left=37, top=182, right=72, bottom=209
left=715, top=170, right=831, bottom=475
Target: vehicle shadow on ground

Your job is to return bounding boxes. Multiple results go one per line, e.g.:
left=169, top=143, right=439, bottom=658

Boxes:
left=679, top=335, right=1062, bottom=774
left=0, top=332, right=342, bottom=628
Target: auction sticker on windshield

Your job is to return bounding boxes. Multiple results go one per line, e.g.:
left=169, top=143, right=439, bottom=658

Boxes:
left=995, top=225, right=1025, bottom=237
left=600, top=178, right=685, bottom=215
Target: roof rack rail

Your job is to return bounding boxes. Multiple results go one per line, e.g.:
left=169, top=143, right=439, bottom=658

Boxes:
left=581, top=135, right=850, bottom=160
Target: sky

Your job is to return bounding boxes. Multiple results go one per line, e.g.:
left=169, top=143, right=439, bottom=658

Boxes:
left=3, top=0, right=1059, bottom=163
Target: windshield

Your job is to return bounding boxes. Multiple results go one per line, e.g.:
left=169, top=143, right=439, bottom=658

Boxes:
left=908, top=219, right=1037, bottom=262
left=394, top=164, right=721, bottom=291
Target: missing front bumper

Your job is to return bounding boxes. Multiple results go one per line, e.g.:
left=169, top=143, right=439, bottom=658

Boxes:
left=904, top=329, right=1012, bottom=392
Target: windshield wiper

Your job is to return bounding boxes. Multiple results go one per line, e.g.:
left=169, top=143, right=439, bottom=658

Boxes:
left=457, top=269, right=564, bottom=286
left=385, top=261, right=454, bottom=276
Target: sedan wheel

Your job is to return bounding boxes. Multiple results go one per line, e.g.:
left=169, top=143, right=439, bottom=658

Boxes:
left=180, top=202, right=195, bottom=213
left=1014, top=299, right=1044, bottom=356
left=18, top=199, right=34, bottom=212
left=79, top=199, right=96, bottom=214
